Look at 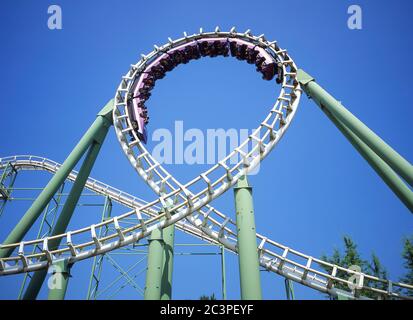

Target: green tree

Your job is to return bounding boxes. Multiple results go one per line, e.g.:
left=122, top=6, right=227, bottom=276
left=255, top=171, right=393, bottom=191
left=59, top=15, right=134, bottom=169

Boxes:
left=199, top=293, right=216, bottom=300
left=321, top=236, right=388, bottom=299
left=365, top=253, right=388, bottom=298
left=399, top=235, right=413, bottom=296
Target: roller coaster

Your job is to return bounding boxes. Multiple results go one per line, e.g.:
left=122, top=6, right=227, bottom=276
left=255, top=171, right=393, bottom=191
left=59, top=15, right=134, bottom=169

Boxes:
left=1, top=27, right=412, bottom=300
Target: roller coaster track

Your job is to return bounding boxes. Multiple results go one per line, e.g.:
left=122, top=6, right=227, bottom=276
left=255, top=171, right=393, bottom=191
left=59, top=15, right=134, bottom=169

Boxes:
left=0, top=155, right=219, bottom=245
left=1, top=155, right=412, bottom=299
left=1, top=28, right=412, bottom=300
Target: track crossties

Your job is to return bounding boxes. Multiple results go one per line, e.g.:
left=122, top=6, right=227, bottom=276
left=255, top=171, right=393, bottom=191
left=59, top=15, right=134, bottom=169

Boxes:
left=127, top=35, right=284, bottom=143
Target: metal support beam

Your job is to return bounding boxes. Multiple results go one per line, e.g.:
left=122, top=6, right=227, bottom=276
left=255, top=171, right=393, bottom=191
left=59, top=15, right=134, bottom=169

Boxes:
left=144, top=228, right=164, bottom=300
left=86, top=196, right=112, bottom=300
left=285, top=279, right=295, bottom=300
left=47, top=259, right=71, bottom=300
left=0, top=99, right=114, bottom=259
left=234, top=175, right=262, bottom=300
left=324, top=107, right=413, bottom=212
left=18, top=183, right=65, bottom=299
left=220, top=245, right=227, bottom=300
left=297, top=69, right=413, bottom=187
left=23, top=134, right=109, bottom=300
left=161, top=223, right=175, bottom=300
left=22, top=107, right=111, bottom=299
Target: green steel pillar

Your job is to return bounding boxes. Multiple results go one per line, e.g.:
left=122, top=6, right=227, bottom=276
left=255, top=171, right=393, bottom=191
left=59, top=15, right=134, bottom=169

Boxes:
left=297, top=69, right=413, bottom=213
left=324, top=107, right=413, bottom=212
left=0, top=99, right=114, bottom=259
left=23, top=131, right=110, bottom=300
left=220, top=245, right=227, bottom=300
left=47, top=259, right=71, bottom=300
left=161, top=223, right=175, bottom=300
left=285, top=279, right=295, bottom=300
left=234, top=175, right=262, bottom=300
left=18, top=183, right=65, bottom=299
left=297, top=69, right=413, bottom=187
left=144, top=228, right=164, bottom=300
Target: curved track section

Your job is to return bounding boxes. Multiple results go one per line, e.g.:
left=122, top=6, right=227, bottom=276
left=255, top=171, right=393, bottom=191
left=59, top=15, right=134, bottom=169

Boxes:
left=1, top=155, right=412, bottom=299
left=114, top=29, right=300, bottom=237
left=1, top=28, right=412, bottom=300
left=112, top=28, right=412, bottom=300
left=0, top=155, right=220, bottom=245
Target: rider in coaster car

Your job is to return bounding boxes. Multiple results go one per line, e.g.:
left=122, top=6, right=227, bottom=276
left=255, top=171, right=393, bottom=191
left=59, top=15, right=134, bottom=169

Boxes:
left=207, top=41, right=216, bottom=57
left=138, top=92, right=151, bottom=100
left=141, top=81, right=154, bottom=92
left=203, top=42, right=214, bottom=57
left=139, top=86, right=150, bottom=95
left=220, top=40, right=229, bottom=57
left=180, top=48, right=191, bottom=64
left=151, top=65, right=165, bottom=80
left=255, top=54, right=266, bottom=72
left=276, top=62, right=284, bottom=84
left=246, top=47, right=258, bottom=64
left=216, top=40, right=229, bottom=57
left=182, top=46, right=194, bottom=61
left=210, top=41, right=221, bottom=57
left=159, top=57, right=174, bottom=72
left=143, top=74, right=155, bottom=87
left=167, top=51, right=179, bottom=67
left=229, top=41, right=238, bottom=57
left=174, top=50, right=186, bottom=64
left=188, top=44, right=201, bottom=60
left=260, top=62, right=276, bottom=81
left=131, top=119, right=139, bottom=131
left=198, top=41, right=210, bottom=57
left=235, top=44, right=248, bottom=60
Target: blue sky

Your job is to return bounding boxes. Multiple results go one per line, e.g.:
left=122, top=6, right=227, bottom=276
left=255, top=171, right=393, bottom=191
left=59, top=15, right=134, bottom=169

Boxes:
left=0, top=0, right=412, bottom=300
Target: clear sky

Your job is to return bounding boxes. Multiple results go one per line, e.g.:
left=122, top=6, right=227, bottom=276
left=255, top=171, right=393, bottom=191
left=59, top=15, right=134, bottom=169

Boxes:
left=0, top=0, right=412, bottom=300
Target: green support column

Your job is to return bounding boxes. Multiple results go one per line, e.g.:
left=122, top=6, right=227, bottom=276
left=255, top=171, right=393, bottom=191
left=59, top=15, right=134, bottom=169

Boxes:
left=18, top=183, right=65, bottom=299
left=220, top=245, right=227, bottom=300
left=285, top=279, right=295, bottom=300
left=234, top=175, right=262, bottom=300
left=323, top=107, right=413, bottom=212
left=297, top=69, right=413, bottom=213
left=297, top=69, right=413, bottom=187
left=161, top=223, right=175, bottom=300
left=23, top=128, right=110, bottom=300
left=144, top=228, right=164, bottom=300
left=0, top=99, right=114, bottom=259
left=47, top=259, right=71, bottom=300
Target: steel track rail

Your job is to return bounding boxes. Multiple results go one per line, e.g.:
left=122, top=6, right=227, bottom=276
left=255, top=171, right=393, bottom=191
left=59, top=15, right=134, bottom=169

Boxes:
left=0, top=156, right=219, bottom=246
left=1, top=155, right=411, bottom=299
left=1, top=28, right=412, bottom=299
left=113, top=27, right=413, bottom=300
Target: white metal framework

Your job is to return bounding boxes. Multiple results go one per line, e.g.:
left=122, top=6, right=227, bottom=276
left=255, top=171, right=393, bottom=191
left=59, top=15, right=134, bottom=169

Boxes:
left=1, top=28, right=412, bottom=300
